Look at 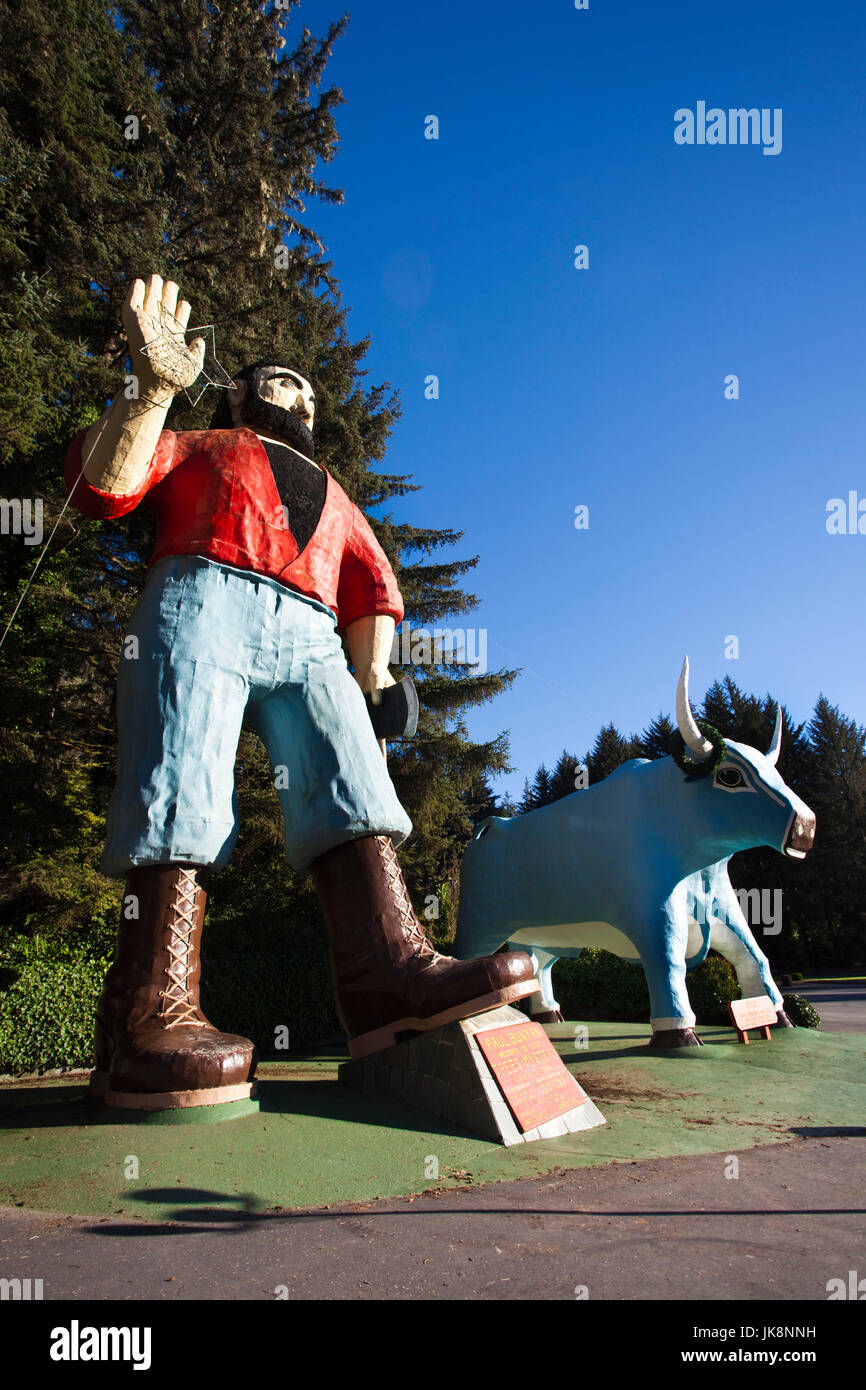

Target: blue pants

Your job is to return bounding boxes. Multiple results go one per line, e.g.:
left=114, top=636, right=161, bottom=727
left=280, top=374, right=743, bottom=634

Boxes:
left=101, top=556, right=412, bottom=876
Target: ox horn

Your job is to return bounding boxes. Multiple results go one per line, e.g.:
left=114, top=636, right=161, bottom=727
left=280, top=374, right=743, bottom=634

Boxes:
left=766, top=707, right=782, bottom=766
left=676, top=657, right=714, bottom=760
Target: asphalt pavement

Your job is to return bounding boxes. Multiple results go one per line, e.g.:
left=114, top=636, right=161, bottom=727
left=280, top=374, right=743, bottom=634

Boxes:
left=795, top=978, right=866, bottom=1033
left=1, top=1132, right=863, bottom=1301
left=2, top=982, right=862, bottom=1305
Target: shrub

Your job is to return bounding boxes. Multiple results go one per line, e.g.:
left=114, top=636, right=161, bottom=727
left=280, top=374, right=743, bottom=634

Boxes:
left=552, top=948, right=740, bottom=1024
left=686, top=953, right=740, bottom=1024
left=782, top=993, right=821, bottom=1028
left=201, top=911, right=340, bottom=1053
left=0, top=909, right=340, bottom=1075
left=0, top=956, right=105, bottom=1074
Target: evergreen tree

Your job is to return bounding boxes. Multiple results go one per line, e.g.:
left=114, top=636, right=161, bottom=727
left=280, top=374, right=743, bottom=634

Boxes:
left=587, top=723, right=637, bottom=783
left=791, top=696, right=866, bottom=967
left=550, top=749, right=582, bottom=800
left=531, top=765, right=553, bottom=808
left=0, top=0, right=161, bottom=940
left=0, top=0, right=517, bottom=949
left=635, top=713, right=675, bottom=760
left=462, top=773, right=500, bottom=828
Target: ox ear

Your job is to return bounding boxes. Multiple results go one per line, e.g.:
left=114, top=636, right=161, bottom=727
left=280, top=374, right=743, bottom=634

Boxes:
left=766, top=707, right=782, bottom=767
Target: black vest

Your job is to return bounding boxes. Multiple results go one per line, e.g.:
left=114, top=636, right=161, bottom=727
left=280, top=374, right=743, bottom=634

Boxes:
left=262, top=440, right=327, bottom=552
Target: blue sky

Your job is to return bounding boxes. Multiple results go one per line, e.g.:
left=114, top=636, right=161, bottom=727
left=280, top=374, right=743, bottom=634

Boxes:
left=294, top=0, right=866, bottom=798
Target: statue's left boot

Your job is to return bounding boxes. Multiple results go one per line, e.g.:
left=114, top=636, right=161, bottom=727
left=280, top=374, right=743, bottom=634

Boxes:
left=90, top=864, right=257, bottom=1109
left=311, top=835, right=537, bottom=1058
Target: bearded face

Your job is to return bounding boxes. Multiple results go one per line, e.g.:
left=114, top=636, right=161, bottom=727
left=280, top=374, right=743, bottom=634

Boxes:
left=227, top=366, right=316, bottom=458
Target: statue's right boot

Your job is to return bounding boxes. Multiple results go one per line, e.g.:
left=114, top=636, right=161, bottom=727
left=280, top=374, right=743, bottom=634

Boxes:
left=311, top=835, right=537, bottom=1059
left=90, top=864, right=257, bottom=1109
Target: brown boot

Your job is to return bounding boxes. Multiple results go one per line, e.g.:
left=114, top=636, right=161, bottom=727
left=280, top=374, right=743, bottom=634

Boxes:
left=90, top=864, right=257, bottom=1109
left=311, top=835, right=537, bottom=1058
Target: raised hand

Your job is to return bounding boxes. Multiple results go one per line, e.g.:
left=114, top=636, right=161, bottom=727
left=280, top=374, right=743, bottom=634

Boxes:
left=81, top=275, right=206, bottom=494
left=123, top=274, right=206, bottom=394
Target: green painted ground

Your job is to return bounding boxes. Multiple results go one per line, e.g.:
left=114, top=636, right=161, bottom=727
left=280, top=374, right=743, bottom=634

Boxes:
left=0, top=1023, right=863, bottom=1222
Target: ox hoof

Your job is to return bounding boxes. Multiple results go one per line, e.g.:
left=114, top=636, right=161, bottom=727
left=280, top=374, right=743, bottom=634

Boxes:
left=531, top=1009, right=564, bottom=1024
left=775, top=1009, right=795, bottom=1028
left=649, top=1028, right=703, bottom=1049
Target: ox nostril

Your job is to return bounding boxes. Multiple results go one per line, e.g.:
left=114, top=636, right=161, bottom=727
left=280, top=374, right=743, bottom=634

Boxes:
left=787, top=812, right=816, bottom=854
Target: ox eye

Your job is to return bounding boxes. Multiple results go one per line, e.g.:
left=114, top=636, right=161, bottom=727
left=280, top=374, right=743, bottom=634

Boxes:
left=716, top=767, right=745, bottom=789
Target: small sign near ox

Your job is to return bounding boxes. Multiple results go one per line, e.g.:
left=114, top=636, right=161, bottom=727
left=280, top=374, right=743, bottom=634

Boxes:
left=727, top=994, right=779, bottom=1044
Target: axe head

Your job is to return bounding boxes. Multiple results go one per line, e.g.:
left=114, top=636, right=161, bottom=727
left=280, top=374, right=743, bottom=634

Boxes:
left=365, top=675, right=419, bottom=740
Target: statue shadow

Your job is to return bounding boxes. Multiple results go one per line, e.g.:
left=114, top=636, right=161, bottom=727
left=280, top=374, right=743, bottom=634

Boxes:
left=256, top=1077, right=480, bottom=1139
left=790, top=1125, right=866, bottom=1138
left=0, top=1083, right=92, bottom=1128
left=96, top=1186, right=274, bottom=1234
left=0, top=1078, right=484, bottom=1143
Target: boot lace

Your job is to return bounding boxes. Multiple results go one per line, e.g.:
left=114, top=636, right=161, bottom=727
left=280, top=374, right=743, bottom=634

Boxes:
left=377, top=836, right=440, bottom=963
left=159, top=867, right=207, bottom=1027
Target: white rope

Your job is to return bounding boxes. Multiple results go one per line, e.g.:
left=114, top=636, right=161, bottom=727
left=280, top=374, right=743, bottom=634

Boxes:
left=0, top=412, right=112, bottom=654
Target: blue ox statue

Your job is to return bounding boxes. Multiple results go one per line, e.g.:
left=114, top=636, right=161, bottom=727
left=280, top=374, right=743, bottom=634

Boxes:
left=455, top=658, right=816, bottom=1048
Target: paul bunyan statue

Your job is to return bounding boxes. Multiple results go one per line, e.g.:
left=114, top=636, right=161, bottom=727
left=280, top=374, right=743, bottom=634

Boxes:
left=66, top=274, right=535, bottom=1110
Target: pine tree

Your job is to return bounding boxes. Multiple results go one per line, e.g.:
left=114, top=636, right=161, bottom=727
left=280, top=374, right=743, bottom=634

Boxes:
left=635, top=713, right=675, bottom=760
left=550, top=749, right=582, bottom=800
left=531, top=765, right=553, bottom=808
left=791, top=696, right=866, bottom=967
left=587, top=724, right=637, bottom=783
left=699, top=676, right=794, bottom=756
left=0, top=0, right=161, bottom=940
left=462, top=773, right=500, bottom=828
left=0, top=0, right=518, bottom=947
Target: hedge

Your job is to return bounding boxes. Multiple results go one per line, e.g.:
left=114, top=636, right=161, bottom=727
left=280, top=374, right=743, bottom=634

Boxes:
left=0, top=934, right=820, bottom=1077
left=553, top=948, right=740, bottom=1025
left=0, top=914, right=340, bottom=1075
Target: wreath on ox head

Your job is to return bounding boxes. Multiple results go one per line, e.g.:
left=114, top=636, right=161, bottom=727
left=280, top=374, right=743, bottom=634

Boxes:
left=671, top=720, right=727, bottom=779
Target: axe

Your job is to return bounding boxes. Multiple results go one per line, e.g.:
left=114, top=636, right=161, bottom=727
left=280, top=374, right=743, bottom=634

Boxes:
left=364, top=675, right=419, bottom=740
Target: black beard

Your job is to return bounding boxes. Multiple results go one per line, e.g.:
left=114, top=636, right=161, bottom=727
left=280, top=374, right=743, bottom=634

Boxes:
left=240, top=396, right=315, bottom=460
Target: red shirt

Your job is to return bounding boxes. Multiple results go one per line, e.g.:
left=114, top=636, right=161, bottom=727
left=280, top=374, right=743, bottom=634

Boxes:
left=64, top=426, right=404, bottom=629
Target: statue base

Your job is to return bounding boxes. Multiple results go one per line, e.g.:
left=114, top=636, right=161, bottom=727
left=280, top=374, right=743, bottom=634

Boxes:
left=86, top=1095, right=259, bottom=1125
left=339, top=1004, right=605, bottom=1146
left=87, top=1072, right=258, bottom=1122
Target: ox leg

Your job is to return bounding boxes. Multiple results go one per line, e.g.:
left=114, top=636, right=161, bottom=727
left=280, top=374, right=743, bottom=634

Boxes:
left=520, top=949, right=564, bottom=1023
left=642, top=901, right=702, bottom=1048
left=707, top=884, right=791, bottom=1026
left=534, top=950, right=564, bottom=1024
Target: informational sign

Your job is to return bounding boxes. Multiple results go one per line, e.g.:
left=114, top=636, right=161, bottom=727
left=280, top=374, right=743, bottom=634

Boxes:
left=727, top=995, right=777, bottom=1043
left=476, top=1022, right=587, bottom=1132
